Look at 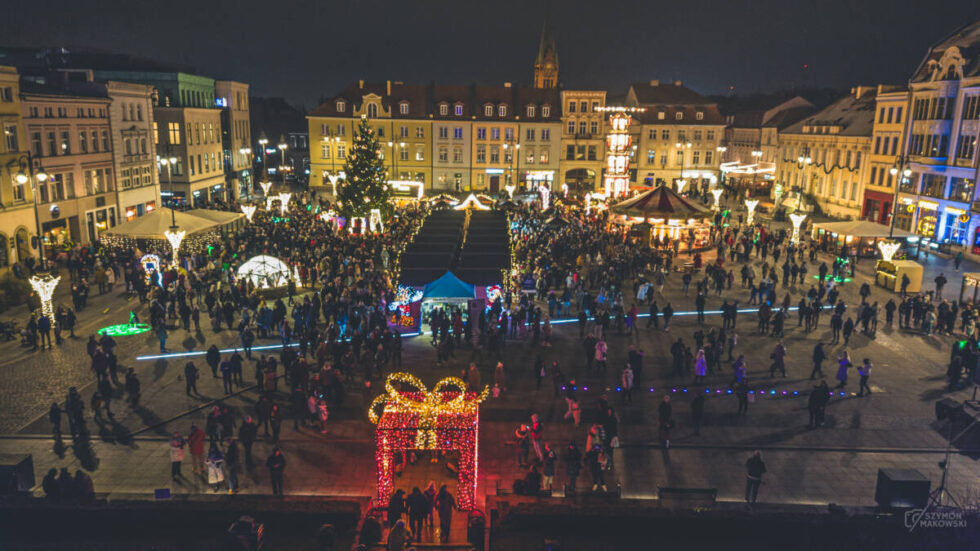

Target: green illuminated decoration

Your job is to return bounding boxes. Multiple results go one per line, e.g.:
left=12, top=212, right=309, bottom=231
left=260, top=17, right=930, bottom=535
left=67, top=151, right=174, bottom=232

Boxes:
left=813, top=275, right=852, bottom=283
left=97, top=323, right=152, bottom=337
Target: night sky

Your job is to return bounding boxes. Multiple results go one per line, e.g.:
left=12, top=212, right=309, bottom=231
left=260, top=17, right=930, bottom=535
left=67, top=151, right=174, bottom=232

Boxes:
left=4, top=0, right=979, bottom=109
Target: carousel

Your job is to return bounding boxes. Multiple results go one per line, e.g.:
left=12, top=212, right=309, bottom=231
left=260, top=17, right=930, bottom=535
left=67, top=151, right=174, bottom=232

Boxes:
left=611, top=185, right=714, bottom=250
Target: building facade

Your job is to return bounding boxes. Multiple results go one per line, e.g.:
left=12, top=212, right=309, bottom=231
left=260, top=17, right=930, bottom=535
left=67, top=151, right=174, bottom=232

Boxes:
left=105, top=80, right=159, bottom=221
left=431, top=85, right=472, bottom=192
left=215, top=80, right=252, bottom=200
left=21, top=82, right=119, bottom=246
left=626, top=81, right=726, bottom=191
left=560, top=90, right=606, bottom=193
left=897, top=20, right=980, bottom=249
left=0, top=66, right=38, bottom=267
left=154, top=106, right=225, bottom=205
left=863, top=85, right=908, bottom=225
left=775, top=87, right=877, bottom=219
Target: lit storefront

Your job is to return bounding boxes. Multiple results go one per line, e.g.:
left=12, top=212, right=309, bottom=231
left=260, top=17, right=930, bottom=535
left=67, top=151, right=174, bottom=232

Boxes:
left=524, top=170, right=553, bottom=190
left=85, top=206, right=118, bottom=242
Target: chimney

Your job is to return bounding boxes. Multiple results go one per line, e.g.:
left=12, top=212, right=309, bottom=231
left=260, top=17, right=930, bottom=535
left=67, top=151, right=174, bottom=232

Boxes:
left=649, top=80, right=659, bottom=87
left=386, top=80, right=391, bottom=95
left=504, top=82, right=512, bottom=88
left=851, top=86, right=875, bottom=100
left=674, top=80, right=683, bottom=87
left=359, top=79, right=364, bottom=89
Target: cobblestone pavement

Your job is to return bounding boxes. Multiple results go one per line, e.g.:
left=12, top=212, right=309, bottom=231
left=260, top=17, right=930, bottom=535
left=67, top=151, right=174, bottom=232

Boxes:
left=2, top=204, right=979, bottom=517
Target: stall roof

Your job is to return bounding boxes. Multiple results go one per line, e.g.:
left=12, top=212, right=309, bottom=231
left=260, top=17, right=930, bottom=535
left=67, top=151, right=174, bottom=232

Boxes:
left=104, top=208, right=219, bottom=239
left=186, top=209, right=245, bottom=225
left=811, top=220, right=914, bottom=238
left=423, top=271, right=475, bottom=300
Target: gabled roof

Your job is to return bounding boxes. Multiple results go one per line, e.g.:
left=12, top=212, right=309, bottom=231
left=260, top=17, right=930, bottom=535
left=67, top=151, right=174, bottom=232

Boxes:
left=423, top=271, right=475, bottom=299
left=629, top=81, right=714, bottom=105
left=911, top=19, right=980, bottom=83
left=636, top=104, right=725, bottom=126
left=781, top=88, right=877, bottom=137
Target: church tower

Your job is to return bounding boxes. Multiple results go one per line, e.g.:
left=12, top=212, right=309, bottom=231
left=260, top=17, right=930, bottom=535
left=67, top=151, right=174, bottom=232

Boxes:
left=533, top=0, right=558, bottom=89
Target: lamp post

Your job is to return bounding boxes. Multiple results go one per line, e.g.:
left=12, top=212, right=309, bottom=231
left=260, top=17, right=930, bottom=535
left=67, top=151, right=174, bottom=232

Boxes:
left=238, top=147, right=252, bottom=199
left=888, top=154, right=912, bottom=238
left=716, top=145, right=728, bottom=188
left=277, top=135, right=289, bottom=191
left=503, top=141, right=521, bottom=192
left=257, top=132, right=268, bottom=178
left=10, top=153, right=49, bottom=270
left=795, top=145, right=812, bottom=212
left=157, top=156, right=179, bottom=220
left=387, top=141, right=406, bottom=182
left=675, top=141, right=692, bottom=194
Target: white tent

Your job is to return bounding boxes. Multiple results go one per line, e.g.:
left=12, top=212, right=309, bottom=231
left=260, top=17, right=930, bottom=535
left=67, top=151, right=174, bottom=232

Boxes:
left=236, top=255, right=293, bottom=288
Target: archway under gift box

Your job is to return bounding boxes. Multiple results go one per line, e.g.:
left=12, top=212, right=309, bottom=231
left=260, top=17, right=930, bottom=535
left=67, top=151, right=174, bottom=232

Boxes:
left=369, top=373, right=488, bottom=510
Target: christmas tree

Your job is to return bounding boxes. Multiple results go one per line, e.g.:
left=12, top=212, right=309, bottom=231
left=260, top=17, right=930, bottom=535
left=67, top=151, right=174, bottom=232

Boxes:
left=337, top=116, right=391, bottom=220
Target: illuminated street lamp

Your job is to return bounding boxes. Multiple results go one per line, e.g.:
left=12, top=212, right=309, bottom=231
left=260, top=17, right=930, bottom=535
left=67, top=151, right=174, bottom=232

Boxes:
left=277, top=135, right=289, bottom=191
left=675, top=141, right=692, bottom=193
left=789, top=213, right=807, bottom=245
left=241, top=204, right=257, bottom=222
left=795, top=146, right=812, bottom=212
left=11, top=153, right=49, bottom=269
left=257, top=132, right=269, bottom=178
left=164, top=228, right=185, bottom=261
left=711, top=188, right=723, bottom=211
left=278, top=192, right=292, bottom=215
left=888, top=155, right=913, bottom=238
left=745, top=199, right=759, bottom=226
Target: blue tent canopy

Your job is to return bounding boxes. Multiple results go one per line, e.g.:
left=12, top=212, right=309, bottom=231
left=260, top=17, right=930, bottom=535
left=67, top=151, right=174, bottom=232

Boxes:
left=423, top=271, right=475, bottom=300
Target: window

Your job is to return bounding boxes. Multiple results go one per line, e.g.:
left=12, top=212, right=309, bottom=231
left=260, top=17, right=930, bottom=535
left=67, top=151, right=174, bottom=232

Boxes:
left=956, top=134, right=977, bottom=160
left=566, top=145, right=575, bottom=160
left=648, top=129, right=656, bottom=139
left=540, top=150, right=549, bottom=163
left=590, top=121, right=598, bottom=135
left=476, top=145, right=486, bottom=163
left=490, top=146, right=499, bottom=163
left=541, top=129, right=550, bottom=141
left=399, top=148, right=408, bottom=162
left=415, top=127, right=424, bottom=138
left=453, top=127, right=463, bottom=140
left=3, top=123, right=18, bottom=152
left=377, top=126, right=385, bottom=137
left=696, top=112, right=704, bottom=121
left=575, top=145, right=585, bottom=160
left=453, top=148, right=463, bottom=163
left=658, top=112, right=665, bottom=120
left=415, top=147, right=424, bottom=161
left=455, top=104, right=463, bottom=116
left=526, top=128, right=535, bottom=141
left=850, top=181, right=857, bottom=201
left=337, top=125, right=346, bottom=136
left=477, top=128, right=486, bottom=140
left=675, top=112, right=683, bottom=120
left=47, top=131, right=57, bottom=156
left=101, top=130, right=108, bottom=152
left=504, top=128, right=513, bottom=141
left=895, top=106, right=903, bottom=123
left=524, top=150, right=533, bottom=164
left=568, top=102, right=576, bottom=113
left=337, top=145, right=346, bottom=159
left=439, top=147, right=448, bottom=162
left=399, top=126, right=408, bottom=138
left=578, top=121, right=587, bottom=134
left=336, top=100, right=345, bottom=112
left=60, top=131, right=70, bottom=154
left=675, top=150, right=683, bottom=164
left=874, top=136, right=882, bottom=154
left=321, top=144, right=330, bottom=159
left=660, top=153, right=667, bottom=166
left=527, top=105, right=536, bottom=118
left=195, top=123, right=201, bottom=144
left=440, top=104, right=448, bottom=116
left=91, top=131, right=98, bottom=152
left=491, top=128, right=500, bottom=140
left=367, top=103, right=378, bottom=118
left=886, top=107, right=894, bottom=124
left=949, top=178, right=975, bottom=202
left=692, top=151, right=701, bottom=165
left=705, top=151, right=713, bottom=165
left=399, top=102, right=409, bottom=115
left=484, top=105, right=493, bottom=117
left=693, top=130, right=703, bottom=141
left=567, top=120, right=575, bottom=134
left=878, top=108, right=886, bottom=123
left=439, top=127, right=448, bottom=139
left=963, top=96, right=980, bottom=120
left=647, top=149, right=656, bottom=163
left=31, top=132, right=41, bottom=156
left=661, top=129, right=670, bottom=140
left=587, top=146, right=597, bottom=161
left=0, top=87, right=11, bottom=102
left=707, top=130, right=715, bottom=141
left=542, top=106, right=550, bottom=117
left=79, top=131, right=87, bottom=153
left=498, top=105, right=507, bottom=117
left=204, top=152, right=210, bottom=172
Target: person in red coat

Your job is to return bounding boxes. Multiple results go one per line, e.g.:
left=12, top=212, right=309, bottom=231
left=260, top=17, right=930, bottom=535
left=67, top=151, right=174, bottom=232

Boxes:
left=187, top=424, right=206, bottom=474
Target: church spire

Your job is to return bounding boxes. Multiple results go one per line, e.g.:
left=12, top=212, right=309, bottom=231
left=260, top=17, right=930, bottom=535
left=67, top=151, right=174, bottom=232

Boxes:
left=534, top=0, right=558, bottom=89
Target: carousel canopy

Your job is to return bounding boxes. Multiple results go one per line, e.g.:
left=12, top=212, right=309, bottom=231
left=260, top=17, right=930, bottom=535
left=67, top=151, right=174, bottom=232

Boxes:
left=104, top=208, right=219, bottom=239
left=611, top=186, right=713, bottom=220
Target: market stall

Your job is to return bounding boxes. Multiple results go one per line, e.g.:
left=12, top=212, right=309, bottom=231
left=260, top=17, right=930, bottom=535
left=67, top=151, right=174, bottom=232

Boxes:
left=102, top=208, right=237, bottom=254
left=959, top=272, right=980, bottom=304
left=610, top=185, right=714, bottom=250
left=810, top=220, right=915, bottom=258
left=875, top=260, right=923, bottom=293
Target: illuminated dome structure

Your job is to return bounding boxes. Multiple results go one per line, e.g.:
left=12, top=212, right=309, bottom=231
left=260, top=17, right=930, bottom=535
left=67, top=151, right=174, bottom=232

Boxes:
left=236, top=255, right=294, bottom=288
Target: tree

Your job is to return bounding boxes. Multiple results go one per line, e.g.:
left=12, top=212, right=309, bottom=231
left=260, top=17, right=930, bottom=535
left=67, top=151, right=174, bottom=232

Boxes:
left=337, top=116, right=391, bottom=221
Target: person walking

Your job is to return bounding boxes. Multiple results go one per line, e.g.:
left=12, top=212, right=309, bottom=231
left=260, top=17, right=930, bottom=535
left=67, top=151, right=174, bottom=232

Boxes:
left=206, top=444, right=225, bottom=492
left=169, top=432, right=186, bottom=480
left=694, top=348, right=707, bottom=385
left=836, top=350, right=852, bottom=389
left=808, top=380, right=830, bottom=429
left=225, top=439, right=241, bottom=494
left=266, top=447, right=286, bottom=496
left=810, top=342, right=826, bottom=380
left=188, top=424, right=206, bottom=475
left=184, top=362, right=199, bottom=397
left=585, top=444, right=607, bottom=492
left=239, top=416, right=258, bottom=468
left=857, top=358, right=872, bottom=397
left=620, top=364, right=634, bottom=404
left=594, top=338, right=608, bottom=373
left=935, top=273, right=947, bottom=299
left=434, top=485, right=457, bottom=544
left=745, top=450, right=766, bottom=506
left=406, top=487, right=428, bottom=542
left=769, top=341, right=787, bottom=378
left=564, top=441, right=582, bottom=494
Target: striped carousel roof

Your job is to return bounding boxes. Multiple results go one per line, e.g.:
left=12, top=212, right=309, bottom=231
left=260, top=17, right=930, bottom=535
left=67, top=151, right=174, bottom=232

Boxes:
left=611, top=185, right=713, bottom=219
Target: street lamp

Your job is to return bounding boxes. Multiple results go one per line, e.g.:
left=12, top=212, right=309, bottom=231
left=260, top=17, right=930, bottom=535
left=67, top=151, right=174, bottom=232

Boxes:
left=258, top=132, right=269, bottom=178
left=323, top=135, right=342, bottom=193
left=795, top=145, right=812, bottom=212
left=238, top=147, right=252, bottom=199
left=675, top=141, right=692, bottom=194
left=277, top=135, right=289, bottom=191
left=503, top=141, right=521, bottom=191
left=888, top=154, right=912, bottom=238
left=745, top=199, right=759, bottom=226
left=387, top=141, right=406, bottom=181
left=157, top=155, right=183, bottom=260
left=10, top=153, right=49, bottom=270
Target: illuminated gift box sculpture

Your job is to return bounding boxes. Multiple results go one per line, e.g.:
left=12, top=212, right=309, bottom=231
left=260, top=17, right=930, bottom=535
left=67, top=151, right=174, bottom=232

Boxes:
left=369, top=373, right=488, bottom=510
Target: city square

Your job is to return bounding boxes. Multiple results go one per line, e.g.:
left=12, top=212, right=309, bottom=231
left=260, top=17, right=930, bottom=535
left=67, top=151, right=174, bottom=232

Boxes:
left=1, top=2, right=980, bottom=550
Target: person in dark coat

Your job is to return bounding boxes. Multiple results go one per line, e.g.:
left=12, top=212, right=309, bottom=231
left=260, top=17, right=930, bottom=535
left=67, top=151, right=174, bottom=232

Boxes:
left=266, top=447, right=286, bottom=496
left=406, top=487, right=428, bottom=542
left=810, top=342, right=826, bottom=379
left=238, top=416, right=258, bottom=467
left=564, top=440, right=582, bottom=494
left=42, top=468, right=60, bottom=500
left=387, top=488, right=407, bottom=526
left=745, top=451, right=766, bottom=505
left=184, top=362, right=199, bottom=396
left=206, top=344, right=221, bottom=377
left=434, top=485, right=457, bottom=544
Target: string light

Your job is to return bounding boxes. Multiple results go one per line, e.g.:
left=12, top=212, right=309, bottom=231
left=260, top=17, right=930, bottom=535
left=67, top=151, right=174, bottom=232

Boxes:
left=369, top=373, right=488, bottom=510
left=241, top=204, right=257, bottom=222
left=259, top=181, right=272, bottom=197
left=789, top=213, right=807, bottom=244
left=454, top=193, right=491, bottom=210
left=164, top=229, right=186, bottom=260
left=29, top=274, right=61, bottom=318
left=745, top=199, right=759, bottom=226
